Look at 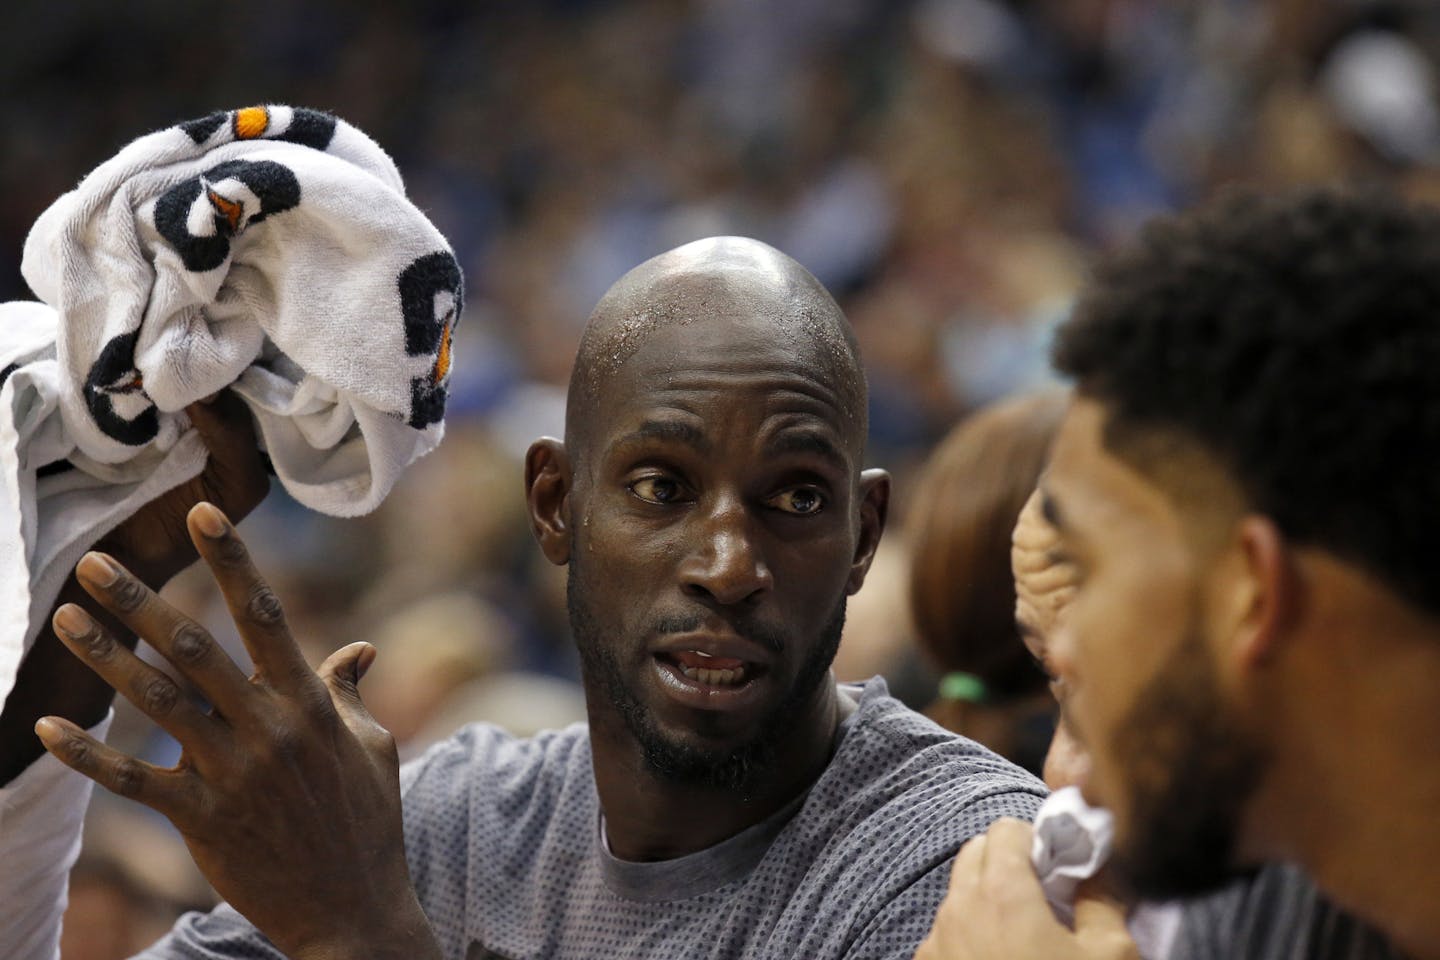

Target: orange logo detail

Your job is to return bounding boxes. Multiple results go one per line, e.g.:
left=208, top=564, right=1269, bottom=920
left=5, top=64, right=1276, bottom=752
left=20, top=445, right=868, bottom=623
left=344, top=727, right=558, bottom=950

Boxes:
left=234, top=106, right=270, bottom=140
left=207, top=190, right=244, bottom=233
left=432, top=318, right=453, bottom=385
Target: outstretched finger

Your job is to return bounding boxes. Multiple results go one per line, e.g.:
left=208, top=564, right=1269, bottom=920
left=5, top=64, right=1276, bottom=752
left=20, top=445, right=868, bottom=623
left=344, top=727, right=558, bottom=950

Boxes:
left=73, top=552, right=255, bottom=720
left=34, top=716, right=197, bottom=819
left=188, top=502, right=315, bottom=692
left=52, top=603, right=229, bottom=755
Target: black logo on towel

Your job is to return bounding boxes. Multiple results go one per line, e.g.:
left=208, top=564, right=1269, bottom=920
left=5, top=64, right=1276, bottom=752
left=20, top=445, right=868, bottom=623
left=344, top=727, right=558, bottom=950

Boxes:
left=84, top=331, right=158, bottom=446
left=153, top=158, right=301, bottom=273
left=398, top=251, right=464, bottom=429
left=180, top=111, right=229, bottom=144
left=180, top=106, right=338, bottom=151
left=272, top=107, right=338, bottom=150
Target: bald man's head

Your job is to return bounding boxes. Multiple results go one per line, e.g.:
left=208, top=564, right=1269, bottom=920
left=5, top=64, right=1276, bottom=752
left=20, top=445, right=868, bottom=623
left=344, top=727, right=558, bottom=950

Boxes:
left=565, top=237, right=866, bottom=459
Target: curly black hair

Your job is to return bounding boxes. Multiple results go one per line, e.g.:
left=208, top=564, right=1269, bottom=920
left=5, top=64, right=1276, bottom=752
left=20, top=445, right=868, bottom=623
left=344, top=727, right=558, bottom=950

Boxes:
left=1053, top=184, right=1440, bottom=618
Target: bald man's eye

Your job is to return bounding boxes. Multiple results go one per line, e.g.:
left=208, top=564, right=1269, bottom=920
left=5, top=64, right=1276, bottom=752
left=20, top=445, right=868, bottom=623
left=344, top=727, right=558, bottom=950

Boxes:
left=767, top=486, right=825, bottom=516
left=629, top=476, right=690, bottom=505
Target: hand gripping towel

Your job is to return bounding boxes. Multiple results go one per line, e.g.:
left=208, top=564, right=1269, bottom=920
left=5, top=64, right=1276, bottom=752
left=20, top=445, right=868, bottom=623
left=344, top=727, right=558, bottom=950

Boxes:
left=0, top=105, right=463, bottom=715
left=1030, top=785, right=1182, bottom=959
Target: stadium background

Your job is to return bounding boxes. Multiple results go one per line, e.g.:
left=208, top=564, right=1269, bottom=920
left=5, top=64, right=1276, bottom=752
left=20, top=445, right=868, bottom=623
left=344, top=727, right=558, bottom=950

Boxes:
left=4, top=1, right=1438, bottom=953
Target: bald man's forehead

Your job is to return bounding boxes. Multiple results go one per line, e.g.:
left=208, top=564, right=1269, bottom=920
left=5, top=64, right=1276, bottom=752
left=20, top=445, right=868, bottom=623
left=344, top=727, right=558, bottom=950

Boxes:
left=568, top=240, right=866, bottom=455
left=588, top=311, right=864, bottom=441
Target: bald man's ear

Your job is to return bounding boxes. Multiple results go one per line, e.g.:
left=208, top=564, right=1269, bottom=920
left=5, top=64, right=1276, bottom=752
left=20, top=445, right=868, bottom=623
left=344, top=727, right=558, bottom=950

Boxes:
left=525, top=438, right=573, bottom=566
left=846, top=469, right=890, bottom=595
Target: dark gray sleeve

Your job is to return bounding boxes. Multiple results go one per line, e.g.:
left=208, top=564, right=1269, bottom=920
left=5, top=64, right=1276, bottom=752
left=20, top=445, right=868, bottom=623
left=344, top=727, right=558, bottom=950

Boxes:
left=837, top=855, right=955, bottom=960
left=834, top=788, right=1046, bottom=960
left=1168, top=864, right=1402, bottom=960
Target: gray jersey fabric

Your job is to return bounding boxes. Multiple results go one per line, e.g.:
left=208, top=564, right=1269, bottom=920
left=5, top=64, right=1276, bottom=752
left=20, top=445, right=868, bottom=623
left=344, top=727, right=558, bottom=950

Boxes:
left=137, top=678, right=1046, bottom=959
left=1172, top=864, right=1403, bottom=960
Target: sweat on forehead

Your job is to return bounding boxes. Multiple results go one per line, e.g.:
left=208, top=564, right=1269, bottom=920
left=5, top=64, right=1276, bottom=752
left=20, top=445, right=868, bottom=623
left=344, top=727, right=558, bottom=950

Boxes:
left=566, top=236, right=866, bottom=437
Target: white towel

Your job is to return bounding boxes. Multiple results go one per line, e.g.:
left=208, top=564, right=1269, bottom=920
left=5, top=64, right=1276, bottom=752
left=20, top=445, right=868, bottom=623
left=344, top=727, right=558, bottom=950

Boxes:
left=0, top=104, right=463, bottom=716
left=1031, top=785, right=1117, bottom=926
left=1031, top=785, right=1182, bottom=959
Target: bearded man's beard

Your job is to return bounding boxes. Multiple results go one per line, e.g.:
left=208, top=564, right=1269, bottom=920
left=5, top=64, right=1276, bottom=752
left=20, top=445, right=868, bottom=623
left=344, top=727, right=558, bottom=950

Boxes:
left=566, top=555, right=846, bottom=793
left=1107, top=623, right=1267, bottom=900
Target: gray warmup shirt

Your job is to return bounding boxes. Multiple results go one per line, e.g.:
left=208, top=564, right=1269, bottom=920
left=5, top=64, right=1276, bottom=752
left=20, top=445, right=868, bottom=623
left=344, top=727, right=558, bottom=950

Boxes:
left=139, top=678, right=1045, bottom=959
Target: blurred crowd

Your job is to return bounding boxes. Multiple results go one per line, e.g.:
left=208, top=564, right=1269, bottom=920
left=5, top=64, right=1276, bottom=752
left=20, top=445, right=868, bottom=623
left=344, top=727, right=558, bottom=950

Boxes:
left=5, top=0, right=1440, bottom=955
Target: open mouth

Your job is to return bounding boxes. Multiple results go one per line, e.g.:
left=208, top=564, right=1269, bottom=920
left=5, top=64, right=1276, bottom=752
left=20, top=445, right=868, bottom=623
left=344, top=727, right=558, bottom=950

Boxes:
left=667, top=650, right=749, bottom=686
left=651, top=649, right=768, bottom=708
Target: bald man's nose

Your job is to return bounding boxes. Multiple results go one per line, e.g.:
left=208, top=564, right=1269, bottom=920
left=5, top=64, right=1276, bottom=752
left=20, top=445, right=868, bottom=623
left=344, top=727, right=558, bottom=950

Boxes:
left=680, top=498, right=773, bottom=606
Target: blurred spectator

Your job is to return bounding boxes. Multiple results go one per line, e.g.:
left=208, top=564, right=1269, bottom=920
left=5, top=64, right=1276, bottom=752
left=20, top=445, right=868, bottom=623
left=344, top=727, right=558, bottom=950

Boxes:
left=904, top=388, right=1068, bottom=775
left=60, top=855, right=160, bottom=960
left=359, top=590, right=587, bottom=760
left=61, top=805, right=217, bottom=960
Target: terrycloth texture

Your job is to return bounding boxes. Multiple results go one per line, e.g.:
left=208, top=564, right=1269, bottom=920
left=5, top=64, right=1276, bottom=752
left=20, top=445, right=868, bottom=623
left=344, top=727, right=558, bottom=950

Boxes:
left=1032, top=785, right=1116, bottom=926
left=1031, top=785, right=1182, bottom=960
left=0, top=105, right=463, bottom=715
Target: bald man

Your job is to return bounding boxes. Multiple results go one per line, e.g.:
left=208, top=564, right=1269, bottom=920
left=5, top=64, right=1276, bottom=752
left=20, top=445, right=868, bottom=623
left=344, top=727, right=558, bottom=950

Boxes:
left=0, top=238, right=1044, bottom=958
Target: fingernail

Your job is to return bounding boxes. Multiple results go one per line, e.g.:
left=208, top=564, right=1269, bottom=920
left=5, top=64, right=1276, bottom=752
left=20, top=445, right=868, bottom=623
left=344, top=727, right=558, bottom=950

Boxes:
left=77, top=553, right=119, bottom=587
left=194, top=503, right=227, bottom=538
left=53, top=604, right=90, bottom=638
left=355, top=643, right=377, bottom=682
left=34, top=718, right=61, bottom=746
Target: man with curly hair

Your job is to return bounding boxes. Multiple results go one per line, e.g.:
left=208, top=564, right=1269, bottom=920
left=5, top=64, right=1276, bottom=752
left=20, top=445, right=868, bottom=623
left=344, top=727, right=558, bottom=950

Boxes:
left=916, top=185, right=1440, bottom=959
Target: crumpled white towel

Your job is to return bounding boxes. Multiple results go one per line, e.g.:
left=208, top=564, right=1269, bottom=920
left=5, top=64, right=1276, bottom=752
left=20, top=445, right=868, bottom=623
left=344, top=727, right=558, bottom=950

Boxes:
left=1031, top=785, right=1182, bottom=959
left=0, top=104, right=463, bottom=716
left=1031, top=784, right=1117, bottom=926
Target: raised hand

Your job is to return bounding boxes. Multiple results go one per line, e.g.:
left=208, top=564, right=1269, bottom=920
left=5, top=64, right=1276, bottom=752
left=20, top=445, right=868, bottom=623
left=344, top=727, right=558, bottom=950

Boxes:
left=0, top=393, right=270, bottom=784
left=912, top=818, right=1138, bottom=960
left=36, top=503, right=441, bottom=960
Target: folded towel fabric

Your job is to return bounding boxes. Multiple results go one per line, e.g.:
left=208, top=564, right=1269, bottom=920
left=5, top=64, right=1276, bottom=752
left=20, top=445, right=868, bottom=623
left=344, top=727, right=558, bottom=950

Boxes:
left=1031, top=784, right=1116, bottom=926
left=1031, top=785, right=1182, bottom=959
left=0, top=104, right=463, bottom=715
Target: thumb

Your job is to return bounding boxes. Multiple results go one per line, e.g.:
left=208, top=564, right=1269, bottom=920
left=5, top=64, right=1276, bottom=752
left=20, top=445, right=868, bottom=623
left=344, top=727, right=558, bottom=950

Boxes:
left=318, top=641, right=378, bottom=713
left=1072, top=880, right=1140, bottom=957
left=185, top=390, right=258, bottom=459
left=185, top=392, right=268, bottom=506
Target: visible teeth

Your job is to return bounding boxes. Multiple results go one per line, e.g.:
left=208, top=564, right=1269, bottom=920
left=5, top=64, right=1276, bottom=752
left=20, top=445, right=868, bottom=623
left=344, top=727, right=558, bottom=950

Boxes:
left=678, top=664, right=746, bottom=685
